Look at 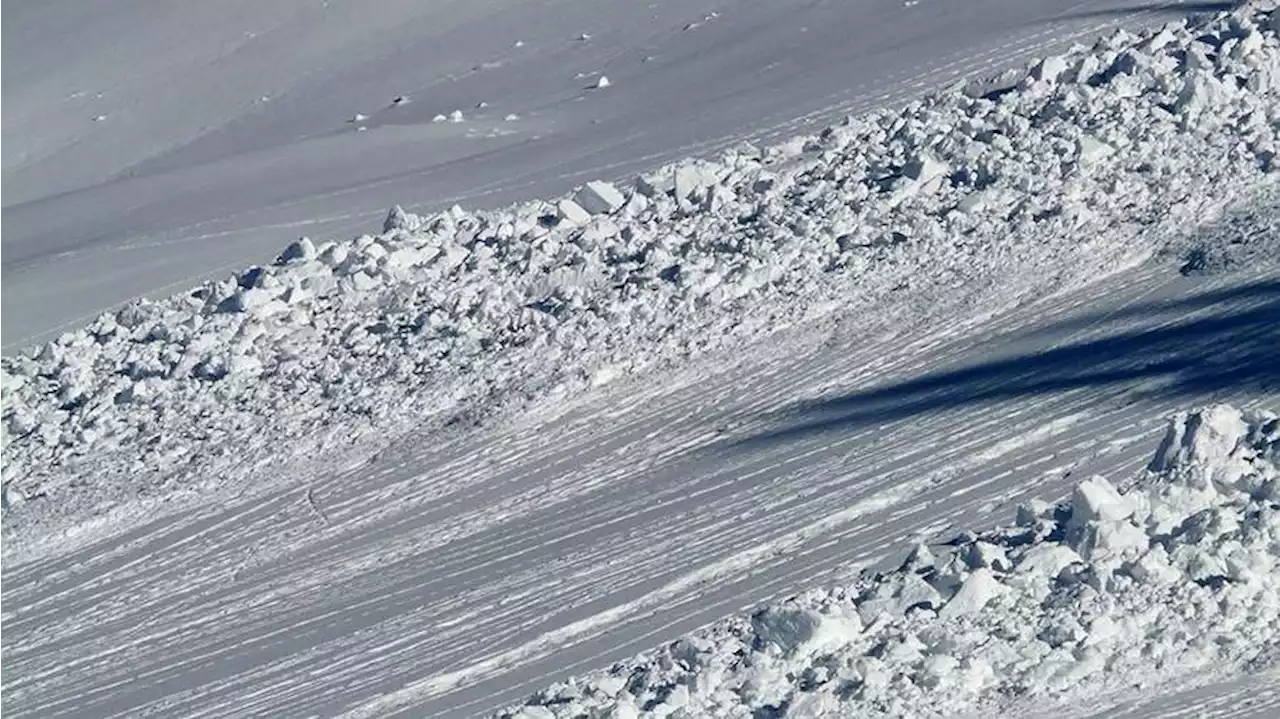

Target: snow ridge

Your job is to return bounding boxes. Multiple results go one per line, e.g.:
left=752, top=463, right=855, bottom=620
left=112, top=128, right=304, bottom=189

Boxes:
left=498, top=404, right=1280, bottom=719
left=5, top=2, right=1280, bottom=554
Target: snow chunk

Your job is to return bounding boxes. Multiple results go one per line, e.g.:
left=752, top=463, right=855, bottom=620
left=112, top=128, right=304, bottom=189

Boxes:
left=1077, top=135, right=1114, bottom=168
left=1068, top=476, right=1135, bottom=527
left=751, top=603, right=861, bottom=656
left=673, top=162, right=720, bottom=201
left=556, top=199, right=593, bottom=226
left=939, top=568, right=1006, bottom=618
left=277, top=237, right=317, bottom=264
left=1148, top=404, right=1249, bottom=487
left=574, top=181, right=626, bottom=215
left=903, top=153, right=948, bottom=185
left=1032, top=54, right=1070, bottom=83
left=384, top=205, right=423, bottom=233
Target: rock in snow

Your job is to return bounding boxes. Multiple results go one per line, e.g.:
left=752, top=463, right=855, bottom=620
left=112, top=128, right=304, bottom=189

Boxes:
left=499, top=404, right=1280, bottom=718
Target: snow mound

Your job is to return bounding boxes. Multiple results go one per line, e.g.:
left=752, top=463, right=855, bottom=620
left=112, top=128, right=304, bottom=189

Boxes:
left=5, top=2, right=1280, bottom=550
left=499, top=404, right=1280, bottom=718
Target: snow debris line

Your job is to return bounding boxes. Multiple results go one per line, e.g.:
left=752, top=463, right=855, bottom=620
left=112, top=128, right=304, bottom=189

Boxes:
left=498, top=404, right=1280, bottom=718
left=5, top=2, right=1280, bottom=549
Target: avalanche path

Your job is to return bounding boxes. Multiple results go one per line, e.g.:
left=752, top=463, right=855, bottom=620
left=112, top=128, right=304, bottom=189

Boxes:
left=4, top=249, right=1277, bottom=717
left=1, top=0, right=1228, bottom=350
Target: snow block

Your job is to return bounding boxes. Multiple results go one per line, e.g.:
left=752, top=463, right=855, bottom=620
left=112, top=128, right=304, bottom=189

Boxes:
left=557, top=199, right=593, bottom=226
left=1077, top=135, right=1114, bottom=168
left=384, top=205, right=423, bottom=232
left=228, top=287, right=288, bottom=317
left=1175, top=69, right=1233, bottom=117
left=277, top=236, right=317, bottom=264
left=752, top=604, right=860, bottom=656
left=1148, top=405, right=1248, bottom=488
left=939, top=568, right=1006, bottom=618
left=1068, top=476, right=1134, bottom=527
left=673, top=162, right=720, bottom=201
left=1033, top=55, right=1070, bottom=84
left=574, top=180, right=626, bottom=215
left=1016, top=544, right=1082, bottom=577
left=903, top=153, right=948, bottom=185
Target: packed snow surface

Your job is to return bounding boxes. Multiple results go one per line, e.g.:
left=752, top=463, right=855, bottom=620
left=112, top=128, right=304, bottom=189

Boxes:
left=500, top=404, right=1280, bottom=718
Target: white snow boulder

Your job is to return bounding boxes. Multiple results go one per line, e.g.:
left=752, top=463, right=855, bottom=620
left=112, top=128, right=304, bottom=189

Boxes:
left=556, top=198, right=593, bottom=226
left=938, top=568, right=1007, bottom=618
left=228, top=287, right=289, bottom=317
left=574, top=181, right=626, bottom=215
left=277, top=236, right=317, bottom=264
left=1148, top=404, right=1249, bottom=488
left=1032, top=54, right=1071, bottom=84
left=1077, top=134, right=1114, bottom=169
left=673, top=162, right=720, bottom=201
left=1067, top=476, right=1136, bottom=527
left=384, top=205, right=423, bottom=232
left=751, top=603, right=861, bottom=657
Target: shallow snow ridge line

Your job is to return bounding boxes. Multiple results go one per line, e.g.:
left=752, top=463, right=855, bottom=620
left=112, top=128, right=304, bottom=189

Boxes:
left=4, top=3, right=1280, bottom=550
left=494, top=403, right=1280, bottom=719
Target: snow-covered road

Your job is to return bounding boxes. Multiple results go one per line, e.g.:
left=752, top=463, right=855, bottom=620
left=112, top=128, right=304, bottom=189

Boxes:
left=4, top=253, right=1276, bottom=717
left=0, top=0, right=1228, bottom=350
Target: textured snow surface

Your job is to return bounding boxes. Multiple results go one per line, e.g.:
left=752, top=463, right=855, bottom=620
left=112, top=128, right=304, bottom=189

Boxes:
left=0, top=0, right=1215, bottom=351
left=5, top=2, right=1280, bottom=555
left=500, top=404, right=1280, bottom=718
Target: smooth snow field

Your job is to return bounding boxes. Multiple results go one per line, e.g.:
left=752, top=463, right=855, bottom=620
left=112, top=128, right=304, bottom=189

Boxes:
left=0, top=0, right=1233, bottom=351
left=5, top=1, right=1280, bottom=718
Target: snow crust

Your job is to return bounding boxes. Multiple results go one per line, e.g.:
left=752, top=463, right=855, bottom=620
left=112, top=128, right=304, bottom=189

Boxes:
left=499, top=404, right=1280, bottom=718
left=5, top=2, right=1280, bottom=549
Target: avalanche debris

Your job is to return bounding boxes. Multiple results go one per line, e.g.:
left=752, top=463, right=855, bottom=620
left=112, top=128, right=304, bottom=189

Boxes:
left=5, top=2, right=1280, bottom=554
left=500, top=404, right=1280, bottom=718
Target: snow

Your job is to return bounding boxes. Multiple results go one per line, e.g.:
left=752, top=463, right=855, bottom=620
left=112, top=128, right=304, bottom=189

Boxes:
left=500, top=404, right=1280, bottom=718
left=5, top=3, right=1280, bottom=555
left=1, top=0, right=1231, bottom=351
left=3, top=3, right=1280, bottom=718
left=4, top=241, right=1276, bottom=718
left=575, top=180, right=627, bottom=215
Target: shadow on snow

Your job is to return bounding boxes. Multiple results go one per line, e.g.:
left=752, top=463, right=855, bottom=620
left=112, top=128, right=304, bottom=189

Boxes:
left=733, top=276, right=1280, bottom=450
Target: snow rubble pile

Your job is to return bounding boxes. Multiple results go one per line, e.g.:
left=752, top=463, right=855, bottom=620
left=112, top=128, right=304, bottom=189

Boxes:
left=500, top=404, right=1280, bottom=719
left=4, top=3, right=1280, bottom=536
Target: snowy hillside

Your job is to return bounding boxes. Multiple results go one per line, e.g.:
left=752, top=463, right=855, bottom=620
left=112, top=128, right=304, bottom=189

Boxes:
left=0, top=0, right=1239, bottom=351
left=5, top=1, right=1280, bottom=558
left=500, top=404, right=1280, bottom=718
left=3, top=2, right=1280, bottom=719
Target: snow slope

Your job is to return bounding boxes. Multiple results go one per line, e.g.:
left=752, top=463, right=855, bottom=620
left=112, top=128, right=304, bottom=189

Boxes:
left=5, top=1, right=1280, bottom=558
left=3, top=246, right=1277, bottom=719
left=500, top=404, right=1280, bottom=718
left=0, top=0, right=1234, bottom=350
left=4, top=3, right=1280, bottom=718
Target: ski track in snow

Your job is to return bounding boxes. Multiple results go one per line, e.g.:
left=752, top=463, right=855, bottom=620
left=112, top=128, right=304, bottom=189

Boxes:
left=4, top=261, right=1278, bottom=718
left=6, top=2, right=1280, bottom=717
